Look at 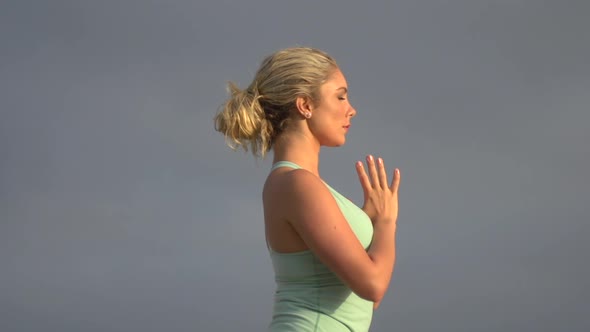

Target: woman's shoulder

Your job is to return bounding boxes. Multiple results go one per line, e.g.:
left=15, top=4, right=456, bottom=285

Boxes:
left=264, top=167, right=327, bottom=200
left=263, top=169, right=339, bottom=222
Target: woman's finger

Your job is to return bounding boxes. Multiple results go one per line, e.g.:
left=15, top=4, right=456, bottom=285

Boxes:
left=390, top=168, right=401, bottom=193
left=377, top=157, right=389, bottom=190
left=355, top=161, right=371, bottom=194
left=367, top=155, right=379, bottom=189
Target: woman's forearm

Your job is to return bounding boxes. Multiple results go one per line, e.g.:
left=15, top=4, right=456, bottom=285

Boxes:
left=366, top=221, right=397, bottom=302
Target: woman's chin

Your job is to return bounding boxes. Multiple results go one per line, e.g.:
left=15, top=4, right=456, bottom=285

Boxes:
left=325, top=138, right=346, bottom=147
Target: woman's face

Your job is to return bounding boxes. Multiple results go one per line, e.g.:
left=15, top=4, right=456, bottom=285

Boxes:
left=308, top=69, right=357, bottom=147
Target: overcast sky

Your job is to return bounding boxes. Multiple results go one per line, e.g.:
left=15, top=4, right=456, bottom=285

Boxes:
left=1, top=1, right=589, bottom=331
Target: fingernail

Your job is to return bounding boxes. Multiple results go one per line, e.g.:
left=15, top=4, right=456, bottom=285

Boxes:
left=356, top=161, right=362, bottom=167
left=378, top=158, right=383, bottom=165
left=368, top=155, right=373, bottom=161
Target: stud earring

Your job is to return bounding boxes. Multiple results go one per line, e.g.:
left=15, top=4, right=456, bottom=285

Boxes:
left=304, top=112, right=312, bottom=119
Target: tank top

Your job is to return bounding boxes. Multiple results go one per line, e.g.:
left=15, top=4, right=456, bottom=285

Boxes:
left=268, top=161, right=374, bottom=332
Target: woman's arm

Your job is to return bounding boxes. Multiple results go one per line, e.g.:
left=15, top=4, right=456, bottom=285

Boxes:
left=357, top=155, right=399, bottom=305
left=277, top=155, right=400, bottom=302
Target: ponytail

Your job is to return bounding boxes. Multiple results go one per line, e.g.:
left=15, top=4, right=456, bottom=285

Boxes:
left=214, top=82, right=274, bottom=158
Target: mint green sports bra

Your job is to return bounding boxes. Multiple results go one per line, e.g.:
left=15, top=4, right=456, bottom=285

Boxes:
left=268, top=161, right=374, bottom=332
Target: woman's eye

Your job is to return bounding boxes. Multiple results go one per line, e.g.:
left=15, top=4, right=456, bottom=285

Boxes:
left=338, top=96, right=347, bottom=100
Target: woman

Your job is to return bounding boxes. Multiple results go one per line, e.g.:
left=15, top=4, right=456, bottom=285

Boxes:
left=214, top=47, right=400, bottom=331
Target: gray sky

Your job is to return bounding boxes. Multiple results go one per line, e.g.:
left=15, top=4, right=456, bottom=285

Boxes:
left=1, top=1, right=589, bottom=331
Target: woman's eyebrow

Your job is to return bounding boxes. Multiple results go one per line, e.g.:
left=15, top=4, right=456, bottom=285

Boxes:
left=337, top=87, right=348, bottom=93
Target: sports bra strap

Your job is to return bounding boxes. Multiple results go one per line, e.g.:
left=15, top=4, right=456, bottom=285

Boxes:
left=271, top=161, right=302, bottom=171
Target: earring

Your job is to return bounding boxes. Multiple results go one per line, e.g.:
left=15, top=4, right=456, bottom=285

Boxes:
left=304, top=112, right=312, bottom=119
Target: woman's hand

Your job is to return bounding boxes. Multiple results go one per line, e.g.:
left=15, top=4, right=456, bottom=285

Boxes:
left=356, top=155, right=400, bottom=225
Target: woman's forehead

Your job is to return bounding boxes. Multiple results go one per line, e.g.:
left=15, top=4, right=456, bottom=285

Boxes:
left=323, top=70, right=348, bottom=90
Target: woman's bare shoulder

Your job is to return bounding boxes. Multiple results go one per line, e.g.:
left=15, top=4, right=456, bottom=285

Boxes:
left=263, top=168, right=329, bottom=204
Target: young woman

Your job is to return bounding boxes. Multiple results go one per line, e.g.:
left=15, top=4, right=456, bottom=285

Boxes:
left=215, top=47, right=400, bottom=331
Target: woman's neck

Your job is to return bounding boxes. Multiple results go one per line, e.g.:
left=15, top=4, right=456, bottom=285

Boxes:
left=272, top=131, right=321, bottom=176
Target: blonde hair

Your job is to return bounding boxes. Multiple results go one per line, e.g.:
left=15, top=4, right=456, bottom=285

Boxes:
left=214, top=47, right=338, bottom=158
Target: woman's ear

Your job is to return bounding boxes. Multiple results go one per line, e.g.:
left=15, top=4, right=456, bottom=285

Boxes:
left=295, top=96, right=313, bottom=117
